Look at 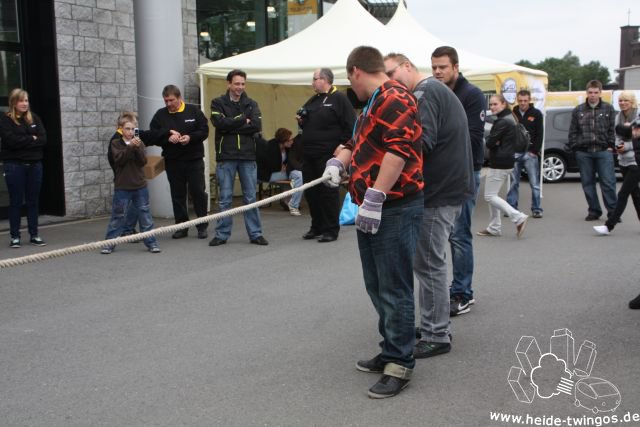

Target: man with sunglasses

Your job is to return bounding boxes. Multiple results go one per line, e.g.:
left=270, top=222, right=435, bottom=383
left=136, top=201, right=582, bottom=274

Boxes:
left=384, top=53, right=473, bottom=359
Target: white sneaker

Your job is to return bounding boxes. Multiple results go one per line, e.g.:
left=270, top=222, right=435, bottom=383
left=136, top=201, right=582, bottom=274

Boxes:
left=516, top=215, right=528, bottom=239
left=289, top=206, right=301, bottom=216
left=593, top=225, right=610, bottom=235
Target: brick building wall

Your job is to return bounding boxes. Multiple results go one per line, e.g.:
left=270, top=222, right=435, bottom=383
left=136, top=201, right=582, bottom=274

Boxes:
left=55, top=0, right=138, bottom=217
left=53, top=0, right=198, bottom=218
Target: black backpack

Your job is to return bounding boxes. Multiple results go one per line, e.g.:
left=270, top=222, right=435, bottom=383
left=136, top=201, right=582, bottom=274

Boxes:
left=512, top=113, right=530, bottom=153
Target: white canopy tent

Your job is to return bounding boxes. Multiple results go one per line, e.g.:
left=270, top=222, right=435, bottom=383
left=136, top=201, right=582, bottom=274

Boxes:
left=196, top=0, right=392, bottom=149
left=197, top=0, right=390, bottom=85
left=385, top=2, right=548, bottom=109
left=196, top=0, right=548, bottom=165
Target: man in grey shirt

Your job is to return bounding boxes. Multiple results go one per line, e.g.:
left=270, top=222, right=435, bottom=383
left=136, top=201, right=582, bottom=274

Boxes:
left=384, top=53, right=474, bottom=359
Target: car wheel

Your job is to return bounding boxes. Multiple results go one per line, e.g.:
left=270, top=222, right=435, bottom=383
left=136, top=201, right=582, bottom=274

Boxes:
left=542, top=153, right=567, bottom=183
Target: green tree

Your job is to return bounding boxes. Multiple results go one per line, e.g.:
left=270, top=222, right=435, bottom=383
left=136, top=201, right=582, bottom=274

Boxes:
left=516, top=51, right=610, bottom=91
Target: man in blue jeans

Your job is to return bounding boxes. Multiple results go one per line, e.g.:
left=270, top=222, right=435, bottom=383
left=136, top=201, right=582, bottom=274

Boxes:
left=209, top=69, right=268, bottom=246
left=567, top=80, right=617, bottom=221
left=507, top=90, right=544, bottom=218
left=384, top=53, right=473, bottom=359
left=431, top=46, right=486, bottom=317
left=325, top=46, right=424, bottom=399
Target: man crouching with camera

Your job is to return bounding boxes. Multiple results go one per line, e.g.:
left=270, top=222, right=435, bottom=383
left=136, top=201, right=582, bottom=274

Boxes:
left=297, top=68, right=356, bottom=243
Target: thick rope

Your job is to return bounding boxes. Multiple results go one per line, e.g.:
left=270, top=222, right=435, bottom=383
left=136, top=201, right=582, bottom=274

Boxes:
left=0, top=176, right=332, bottom=270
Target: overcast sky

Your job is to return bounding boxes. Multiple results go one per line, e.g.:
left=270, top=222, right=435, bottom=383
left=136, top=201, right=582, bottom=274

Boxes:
left=404, top=0, right=636, bottom=81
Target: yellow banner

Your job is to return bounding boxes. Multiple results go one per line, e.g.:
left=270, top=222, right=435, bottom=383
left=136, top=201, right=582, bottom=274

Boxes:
left=288, top=0, right=318, bottom=16
left=546, top=90, right=613, bottom=107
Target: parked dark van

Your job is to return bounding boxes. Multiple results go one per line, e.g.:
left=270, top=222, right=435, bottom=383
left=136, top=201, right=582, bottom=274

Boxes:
left=540, top=107, right=576, bottom=183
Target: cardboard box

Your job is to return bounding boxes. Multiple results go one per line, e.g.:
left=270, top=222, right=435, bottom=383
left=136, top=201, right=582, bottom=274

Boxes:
left=143, top=155, right=165, bottom=180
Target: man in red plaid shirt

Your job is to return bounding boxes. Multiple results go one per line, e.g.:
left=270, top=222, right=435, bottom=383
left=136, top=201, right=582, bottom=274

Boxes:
left=322, top=46, right=424, bottom=399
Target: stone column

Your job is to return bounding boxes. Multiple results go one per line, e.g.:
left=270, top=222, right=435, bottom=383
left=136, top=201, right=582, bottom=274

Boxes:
left=133, top=0, right=184, bottom=218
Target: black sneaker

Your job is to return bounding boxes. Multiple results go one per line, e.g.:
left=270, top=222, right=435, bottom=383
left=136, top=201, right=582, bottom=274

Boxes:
left=585, top=214, right=600, bottom=221
left=368, top=375, right=410, bottom=399
left=10, top=238, right=20, bottom=248
left=450, top=296, right=471, bottom=316
left=172, top=229, right=188, bottom=239
left=250, top=236, right=269, bottom=246
left=302, top=229, right=321, bottom=240
left=356, top=354, right=385, bottom=373
left=30, top=236, right=47, bottom=246
left=413, top=341, right=451, bottom=359
left=197, top=229, right=208, bottom=239
left=629, top=293, right=640, bottom=310
left=208, top=237, right=226, bottom=247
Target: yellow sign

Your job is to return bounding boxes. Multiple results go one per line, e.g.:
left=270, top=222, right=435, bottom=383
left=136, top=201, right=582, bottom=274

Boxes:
left=288, top=0, right=318, bottom=16
left=546, top=90, right=613, bottom=107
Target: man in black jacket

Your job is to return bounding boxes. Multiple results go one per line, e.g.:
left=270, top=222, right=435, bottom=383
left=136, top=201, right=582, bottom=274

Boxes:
left=298, top=68, right=356, bottom=242
left=209, top=69, right=268, bottom=246
left=149, top=85, right=209, bottom=240
left=431, top=46, right=485, bottom=316
left=507, top=90, right=544, bottom=218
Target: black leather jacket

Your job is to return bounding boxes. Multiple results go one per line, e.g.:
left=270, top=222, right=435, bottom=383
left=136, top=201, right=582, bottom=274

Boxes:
left=486, top=109, right=517, bottom=169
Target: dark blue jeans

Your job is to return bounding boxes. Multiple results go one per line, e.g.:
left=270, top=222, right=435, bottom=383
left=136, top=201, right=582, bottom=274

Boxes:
left=3, top=161, right=43, bottom=239
left=575, top=150, right=617, bottom=218
left=104, top=187, right=158, bottom=249
left=357, top=194, right=423, bottom=369
left=449, top=170, right=480, bottom=300
left=506, top=153, right=542, bottom=213
left=124, top=202, right=139, bottom=233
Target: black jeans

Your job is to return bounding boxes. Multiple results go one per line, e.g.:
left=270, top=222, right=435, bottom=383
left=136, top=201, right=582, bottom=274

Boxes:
left=303, top=154, right=340, bottom=237
left=164, top=158, right=208, bottom=230
left=606, top=165, right=640, bottom=229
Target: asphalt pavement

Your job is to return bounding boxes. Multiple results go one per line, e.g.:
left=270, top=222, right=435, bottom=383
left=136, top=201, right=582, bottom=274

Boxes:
left=1, top=177, right=639, bottom=427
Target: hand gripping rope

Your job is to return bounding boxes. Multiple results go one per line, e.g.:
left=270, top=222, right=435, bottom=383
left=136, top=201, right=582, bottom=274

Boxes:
left=0, top=176, right=331, bottom=270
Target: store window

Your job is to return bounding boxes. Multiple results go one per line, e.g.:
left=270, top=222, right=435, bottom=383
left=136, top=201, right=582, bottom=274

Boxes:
left=196, top=0, right=321, bottom=63
left=0, top=0, right=23, bottom=215
left=0, top=0, right=19, bottom=42
left=0, top=50, right=22, bottom=100
left=0, top=0, right=22, bottom=106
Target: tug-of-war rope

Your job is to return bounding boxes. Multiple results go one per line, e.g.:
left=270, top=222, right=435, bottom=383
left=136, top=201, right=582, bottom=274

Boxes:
left=0, top=176, right=331, bottom=270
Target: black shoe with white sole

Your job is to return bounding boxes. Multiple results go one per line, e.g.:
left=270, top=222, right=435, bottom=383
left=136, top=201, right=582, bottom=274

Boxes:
left=356, top=354, right=385, bottom=373
left=368, top=375, right=410, bottom=399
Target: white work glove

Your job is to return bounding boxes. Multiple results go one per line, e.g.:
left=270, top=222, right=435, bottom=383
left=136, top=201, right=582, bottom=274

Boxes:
left=355, top=188, right=386, bottom=234
left=322, top=158, right=345, bottom=188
